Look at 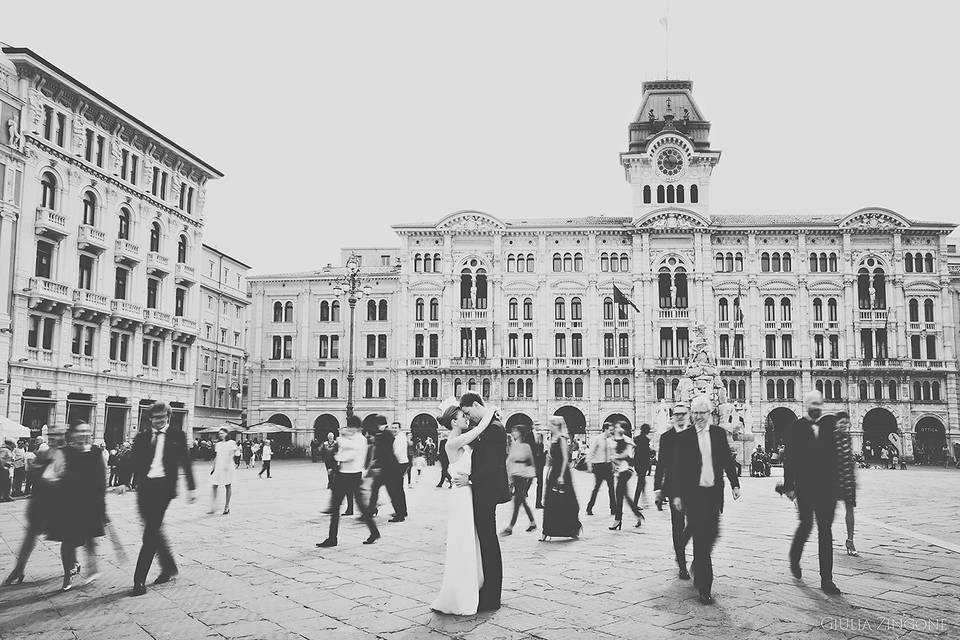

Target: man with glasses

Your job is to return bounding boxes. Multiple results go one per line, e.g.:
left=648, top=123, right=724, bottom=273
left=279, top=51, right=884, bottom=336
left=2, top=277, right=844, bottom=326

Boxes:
left=654, top=403, right=692, bottom=579
left=672, top=395, right=741, bottom=605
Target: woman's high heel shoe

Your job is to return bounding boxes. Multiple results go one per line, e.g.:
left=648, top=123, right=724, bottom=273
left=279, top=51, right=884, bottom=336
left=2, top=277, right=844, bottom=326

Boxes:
left=845, top=539, right=859, bottom=556
left=636, top=511, right=645, bottom=527
left=60, top=575, right=73, bottom=592
left=3, top=571, right=24, bottom=586
left=609, top=520, right=623, bottom=530
left=71, top=562, right=81, bottom=577
left=525, top=523, right=537, bottom=532
left=223, top=506, right=230, bottom=515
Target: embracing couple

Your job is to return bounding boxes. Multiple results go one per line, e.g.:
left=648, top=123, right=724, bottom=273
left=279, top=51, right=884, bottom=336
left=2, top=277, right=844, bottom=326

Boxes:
left=430, top=392, right=510, bottom=615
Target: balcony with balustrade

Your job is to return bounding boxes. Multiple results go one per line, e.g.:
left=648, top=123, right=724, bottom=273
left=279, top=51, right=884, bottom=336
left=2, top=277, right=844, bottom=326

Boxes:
left=649, top=357, right=686, bottom=371
left=501, top=357, right=537, bottom=369
left=407, top=357, right=443, bottom=369
left=172, top=316, right=199, bottom=335
left=70, top=354, right=95, bottom=371
left=458, top=309, right=488, bottom=321
left=911, top=359, right=948, bottom=370
left=35, top=207, right=68, bottom=239
left=550, top=357, right=587, bottom=370
left=73, top=289, right=111, bottom=317
left=77, top=224, right=108, bottom=253
left=449, top=356, right=491, bottom=369
left=809, top=358, right=846, bottom=370
left=174, top=262, right=196, bottom=285
left=658, top=309, right=690, bottom=321
left=25, top=347, right=54, bottom=365
left=114, top=239, right=141, bottom=265
left=717, top=358, right=752, bottom=370
left=143, top=308, right=173, bottom=328
left=857, top=309, right=888, bottom=323
left=146, top=252, right=171, bottom=276
left=851, top=358, right=903, bottom=370
left=27, top=277, right=72, bottom=311
left=761, top=358, right=803, bottom=370
left=110, top=299, right=143, bottom=325
left=600, top=356, right=634, bottom=369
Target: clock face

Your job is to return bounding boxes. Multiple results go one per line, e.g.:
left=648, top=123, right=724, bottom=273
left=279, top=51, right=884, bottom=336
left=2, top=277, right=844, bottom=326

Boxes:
left=656, top=148, right=684, bottom=177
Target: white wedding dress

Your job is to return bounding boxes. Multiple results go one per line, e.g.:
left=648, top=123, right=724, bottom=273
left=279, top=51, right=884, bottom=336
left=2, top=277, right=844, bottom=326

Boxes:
left=430, top=445, right=484, bottom=615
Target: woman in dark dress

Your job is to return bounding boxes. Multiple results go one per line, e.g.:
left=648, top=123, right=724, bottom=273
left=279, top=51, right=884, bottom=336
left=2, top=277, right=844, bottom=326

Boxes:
left=47, top=422, right=107, bottom=591
left=3, top=428, right=66, bottom=586
left=541, top=416, right=581, bottom=540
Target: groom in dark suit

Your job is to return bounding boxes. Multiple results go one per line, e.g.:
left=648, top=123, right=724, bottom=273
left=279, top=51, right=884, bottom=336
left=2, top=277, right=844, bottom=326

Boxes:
left=456, top=392, right=510, bottom=612
left=129, top=401, right=195, bottom=596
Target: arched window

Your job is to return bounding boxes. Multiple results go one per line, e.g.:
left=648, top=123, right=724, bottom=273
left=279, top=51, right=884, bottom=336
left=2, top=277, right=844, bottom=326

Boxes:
left=656, top=378, right=666, bottom=400
left=378, top=299, right=388, bottom=321
left=429, top=298, right=439, bottom=321
left=725, top=253, right=734, bottom=273
left=603, top=297, right=614, bottom=320
left=523, top=298, right=533, bottom=320
left=554, top=297, right=565, bottom=320
left=859, top=380, right=868, bottom=400
left=718, top=298, right=728, bottom=321
left=574, top=253, right=584, bottom=272
left=913, top=381, right=922, bottom=400
left=776, top=379, right=786, bottom=399
left=771, top=252, right=781, bottom=272
left=904, top=253, right=913, bottom=273
left=284, top=301, right=294, bottom=322
left=273, top=301, right=283, bottom=322
left=613, top=378, right=621, bottom=398
left=658, top=269, right=672, bottom=308
left=716, top=253, right=725, bottom=272
left=622, top=379, right=630, bottom=398
left=571, top=297, right=582, bottom=321
left=783, top=252, right=792, bottom=272
left=552, top=254, right=562, bottom=272
left=364, top=378, right=374, bottom=398
left=378, top=378, right=387, bottom=398
left=508, top=379, right=517, bottom=398
left=932, top=381, right=941, bottom=401
left=813, top=298, right=823, bottom=321
left=331, top=301, right=341, bottom=322
left=525, top=378, right=533, bottom=397
left=828, top=253, right=837, bottom=272
left=270, top=379, right=278, bottom=397
left=413, top=379, right=422, bottom=397
left=454, top=378, right=462, bottom=397
left=601, top=253, right=610, bottom=272
left=41, top=172, right=57, bottom=209
left=643, top=185, right=651, bottom=203
left=924, top=253, right=934, bottom=272
left=610, top=253, right=620, bottom=272
left=506, top=255, right=515, bottom=272
left=564, top=378, right=574, bottom=397
left=690, top=184, right=699, bottom=203
left=907, top=299, right=918, bottom=322
left=922, top=381, right=931, bottom=401
left=874, top=380, right=883, bottom=400
left=666, top=184, right=675, bottom=203
left=888, top=380, right=897, bottom=400
left=819, top=253, right=828, bottom=273
left=676, top=184, right=685, bottom=203
left=657, top=185, right=665, bottom=203
left=780, top=297, right=792, bottom=321
left=764, top=298, right=775, bottom=321
left=574, top=378, right=584, bottom=397
left=766, top=379, right=775, bottom=400
left=415, top=298, right=424, bottom=321
left=320, top=300, right=330, bottom=321
left=526, top=255, right=534, bottom=272
left=118, top=208, right=131, bottom=239
left=816, top=380, right=824, bottom=395
left=827, top=298, right=838, bottom=322
left=620, top=253, right=629, bottom=271
left=434, top=253, right=441, bottom=272
left=177, top=234, right=188, bottom=263
left=831, top=380, right=840, bottom=399
left=914, top=253, right=923, bottom=273
left=414, top=254, right=422, bottom=272
left=431, top=379, right=439, bottom=397
left=283, top=379, right=291, bottom=398
left=423, top=253, right=432, bottom=273
left=317, top=379, right=326, bottom=398
left=508, top=298, right=518, bottom=320
left=671, top=378, right=680, bottom=399
left=923, top=298, right=934, bottom=322
left=367, top=299, right=377, bottom=321
left=604, top=379, right=612, bottom=398
left=563, top=253, right=573, bottom=272
left=554, top=378, right=563, bottom=398
left=150, top=221, right=161, bottom=252
left=786, top=380, right=795, bottom=399
left=809, top=252, right=818, bottom=272
left=82, top=191, right=97, bottom=226
left=761, top=252, right=770, bottom=272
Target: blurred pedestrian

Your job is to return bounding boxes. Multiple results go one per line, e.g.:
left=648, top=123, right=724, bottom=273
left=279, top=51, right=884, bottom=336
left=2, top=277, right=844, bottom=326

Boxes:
left=834, top=412, right=858, bottom=557
left=11, top=441, right=26, bottom=497
left=502, top=426, right=537, bottom=535
left=258, top=439, right=273, bottom=478
left=610, top=423, right=643, bottom=531
left=632, top=423, right=652, bottom=505
left=0, top=439, right=13, bottom=502
left=541, top=416, right=581, bottom=540
left=209, top=429, right=237, bottom=514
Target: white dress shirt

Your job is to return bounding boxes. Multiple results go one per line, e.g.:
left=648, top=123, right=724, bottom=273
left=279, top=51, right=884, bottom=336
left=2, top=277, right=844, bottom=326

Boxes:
left=261, top=443, right=272, bottom=461
left=811, top=420, right=819, bottom=440
left=148, top=429, right=166, bottom=478
left=335, top=433, right=367, bottom=474
left=394, top=431, right=409, bottom=464
left=696, top=426, right=715, bottom=488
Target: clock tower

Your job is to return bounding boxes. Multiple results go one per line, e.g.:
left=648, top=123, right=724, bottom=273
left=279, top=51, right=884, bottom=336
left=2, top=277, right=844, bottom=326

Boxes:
left=620, top=80, right=721, bottom=219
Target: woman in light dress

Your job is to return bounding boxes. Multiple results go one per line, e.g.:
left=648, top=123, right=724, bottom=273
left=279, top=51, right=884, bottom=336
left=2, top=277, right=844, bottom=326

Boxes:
left=209, top=429, right=237, bottom=515
left=430, top=397, right=500, bottom=616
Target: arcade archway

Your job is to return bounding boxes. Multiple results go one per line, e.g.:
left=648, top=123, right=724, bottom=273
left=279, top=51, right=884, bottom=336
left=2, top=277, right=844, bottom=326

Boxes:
left=411, top=413, right=439, bottom=449
left=605, top=413, right=633, bottom=435
left=914, top=416, right=946, bottom=463
left=505, top=412, right=533, bottom=429
left=765, top=407, right=796, bottom=453
left=553, top=406, right=586, bottom=436
left=313, top=414, right=339, bottom=442
left=265, top=413, right=293, bottom=448
left=862, top=407, right=898, bottom=459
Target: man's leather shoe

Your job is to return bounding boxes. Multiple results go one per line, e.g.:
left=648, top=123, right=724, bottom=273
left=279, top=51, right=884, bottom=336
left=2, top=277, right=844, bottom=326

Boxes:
left=153, top=571, right=178, bottom=585
left=316, top=538, right=337, bottom=547
left=821, top=581, right=841, bottom=595
left=342, top=510, right=354, bottom=516
left=362, top=533, right=381, bottom=545
left=131, top=583, right=147, bottom=596
left=388, top=516, right=405, bottom=523
left=790, top=560, right=802, bottom=579
left=477, top=603, right=501, bottom=612
left=586, top=507, right=594, bottom=516
left=678, top=565, right=690, bottom=580
left=698, top=592, right=715, bottom=605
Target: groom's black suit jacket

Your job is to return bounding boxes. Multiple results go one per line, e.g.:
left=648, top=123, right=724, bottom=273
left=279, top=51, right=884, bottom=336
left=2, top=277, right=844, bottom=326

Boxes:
left=471, top=418, right=510, bottom=507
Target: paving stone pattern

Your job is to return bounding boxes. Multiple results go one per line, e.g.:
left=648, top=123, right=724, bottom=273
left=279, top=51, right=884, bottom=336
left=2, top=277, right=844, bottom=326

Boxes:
left=1, top=460, right=958, bottom=639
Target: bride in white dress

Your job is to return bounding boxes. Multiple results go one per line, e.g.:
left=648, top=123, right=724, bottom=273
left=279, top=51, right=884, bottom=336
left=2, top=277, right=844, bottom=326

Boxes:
left=430, top=398, right=499, bottom=615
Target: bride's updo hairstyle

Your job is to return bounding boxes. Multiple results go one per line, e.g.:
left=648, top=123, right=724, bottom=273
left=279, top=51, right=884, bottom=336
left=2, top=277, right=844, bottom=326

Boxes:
left=436, top=396, right=462, bottom=430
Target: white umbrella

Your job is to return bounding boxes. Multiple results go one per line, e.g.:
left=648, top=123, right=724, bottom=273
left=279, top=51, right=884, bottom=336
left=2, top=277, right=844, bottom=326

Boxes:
left=0, top=416, right=32, bottom=440
left=246, top=423, right=293, bottom=434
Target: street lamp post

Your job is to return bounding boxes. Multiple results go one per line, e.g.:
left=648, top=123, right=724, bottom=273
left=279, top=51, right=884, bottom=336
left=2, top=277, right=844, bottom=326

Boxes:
left=333, top=254, right=371, bottom=419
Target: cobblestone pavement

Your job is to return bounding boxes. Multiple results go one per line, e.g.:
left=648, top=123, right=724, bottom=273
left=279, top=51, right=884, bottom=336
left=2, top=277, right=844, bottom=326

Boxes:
left=1, top=460, right=958, bottom=640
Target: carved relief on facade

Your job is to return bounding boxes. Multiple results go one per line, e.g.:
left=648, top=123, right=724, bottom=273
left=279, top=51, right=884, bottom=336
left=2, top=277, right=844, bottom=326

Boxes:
left=436, top=211, right=504, bottom=233
left=71, top=115, right=85, bottom=156
left=28, top=89, right=43, bottom=135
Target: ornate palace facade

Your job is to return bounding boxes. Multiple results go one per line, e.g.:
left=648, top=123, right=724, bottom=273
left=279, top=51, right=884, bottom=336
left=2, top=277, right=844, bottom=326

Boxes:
left=247, top=80, right=960, bottom=461
left=0, top=46, right=225, bottom=445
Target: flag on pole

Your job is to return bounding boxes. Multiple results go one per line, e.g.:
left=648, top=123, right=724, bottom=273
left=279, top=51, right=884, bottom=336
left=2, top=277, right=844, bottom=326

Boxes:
left=613, top=285, right=640, bottom=312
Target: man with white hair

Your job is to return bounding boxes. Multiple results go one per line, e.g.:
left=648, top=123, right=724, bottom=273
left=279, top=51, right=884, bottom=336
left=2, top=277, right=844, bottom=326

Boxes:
left=671, top=394, right=741, bottom=605
left=783, top=390, right=842, bottom=595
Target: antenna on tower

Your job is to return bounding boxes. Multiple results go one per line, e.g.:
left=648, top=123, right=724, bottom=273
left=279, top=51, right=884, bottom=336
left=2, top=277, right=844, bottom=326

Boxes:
left=659, top=1, right=670, bottom=79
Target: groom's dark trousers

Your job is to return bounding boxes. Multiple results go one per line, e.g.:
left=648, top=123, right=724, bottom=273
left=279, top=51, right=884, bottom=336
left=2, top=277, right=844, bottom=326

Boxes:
left=470, top=417, right=511, bottom=611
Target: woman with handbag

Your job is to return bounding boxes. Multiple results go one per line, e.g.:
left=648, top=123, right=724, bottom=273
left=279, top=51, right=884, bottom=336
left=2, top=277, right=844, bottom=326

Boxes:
left=502, top=426, right=537, bottom=535
left=610, top=423, right=644, bottom=530
left=541, top=416, right=581, bottom=541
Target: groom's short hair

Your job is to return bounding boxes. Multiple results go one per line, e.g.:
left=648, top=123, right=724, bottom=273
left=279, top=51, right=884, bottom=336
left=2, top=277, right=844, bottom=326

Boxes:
left=459, top=392, right=484, bottom=408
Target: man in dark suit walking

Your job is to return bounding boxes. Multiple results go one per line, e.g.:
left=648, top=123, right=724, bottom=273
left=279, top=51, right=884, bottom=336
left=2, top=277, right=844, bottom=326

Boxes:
left=457, top=392, right=510, bottom=612
left=129, top=401, right=195, bottom=596
left=436, top=435, right=451, bottom=488
left=366, top=415, right=407, bottom=522
left=672, top=395, right=741, bottom=605
left=783, top=390, right=842, bottom=595
left=654, top=402, right=693, bottom=580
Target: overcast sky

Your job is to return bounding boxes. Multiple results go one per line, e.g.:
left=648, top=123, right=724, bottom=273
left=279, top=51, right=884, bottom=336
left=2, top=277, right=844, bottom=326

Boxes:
left=5, top=1, right=959, bottom=274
